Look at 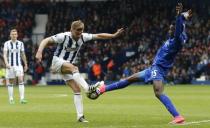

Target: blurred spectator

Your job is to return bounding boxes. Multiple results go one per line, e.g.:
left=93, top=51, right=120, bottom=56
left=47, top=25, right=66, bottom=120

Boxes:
left=1, top=0, right=209, bottom=84
left=43, top=0, right=210, bottom=83
left=92, top=60, right=103, bottom=80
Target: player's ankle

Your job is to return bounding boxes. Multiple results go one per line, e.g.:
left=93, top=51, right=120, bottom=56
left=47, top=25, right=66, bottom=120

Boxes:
left=99, top=84, right=106, bottom=93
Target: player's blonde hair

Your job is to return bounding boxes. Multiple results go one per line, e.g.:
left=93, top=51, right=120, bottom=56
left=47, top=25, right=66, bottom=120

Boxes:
left=70, top=20, right=84, bottom=30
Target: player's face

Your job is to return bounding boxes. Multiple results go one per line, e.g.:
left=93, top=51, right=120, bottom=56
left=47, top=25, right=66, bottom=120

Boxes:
left=168, top=24, right=175, bottom=37
left=10, top=31, right=18, bottom=41
left=71, top=25, right=84, bottom=40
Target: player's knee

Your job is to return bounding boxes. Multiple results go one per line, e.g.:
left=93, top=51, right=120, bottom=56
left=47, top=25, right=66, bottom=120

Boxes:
left=154, top=89, right=163, bottom=98
left=126, top=75, right=139, bottom=83
left=126, top=78, right=135, bottom=83
left=74, top=66, right=79, bottom=71
left=73, top=88, right=81, bottom=93
left=7, top=79, right=14, bottom=86
left=18, top=78, right=24, bottom=84
left=155, top=93, right=161, bottom=98
left=62, top=65, right=79, bottom=74
left=72, top=85, right=81, bottom=93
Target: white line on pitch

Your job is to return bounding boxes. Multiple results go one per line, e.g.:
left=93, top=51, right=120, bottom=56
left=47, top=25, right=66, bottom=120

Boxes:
left=53, top=94, right=68, bottom=97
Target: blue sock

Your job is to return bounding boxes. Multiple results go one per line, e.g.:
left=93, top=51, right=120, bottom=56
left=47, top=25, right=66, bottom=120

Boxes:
left=105, top=80, right=130, bottom=92
left=159, top=94, right=179, bottom=117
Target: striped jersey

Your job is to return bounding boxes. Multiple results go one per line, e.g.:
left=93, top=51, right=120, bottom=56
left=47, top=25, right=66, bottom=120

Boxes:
left=51, top=32, right=93, bottom=63
left=3, top=40, right=25, bottom=66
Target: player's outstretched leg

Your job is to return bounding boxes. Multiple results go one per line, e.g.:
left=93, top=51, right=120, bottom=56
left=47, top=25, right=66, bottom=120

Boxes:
left=87, top=80, right=130, bottom=100
left=95, top=79, right=130, bottom=95
left=89, top=72, right=143, bottom=99
left=153, top=80, right=185, bottom=124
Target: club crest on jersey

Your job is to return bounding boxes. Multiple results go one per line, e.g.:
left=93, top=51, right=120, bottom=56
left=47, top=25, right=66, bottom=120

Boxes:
left=65, top=47, right=78, bottom=52
left=164, top=40, right=170, bottom=47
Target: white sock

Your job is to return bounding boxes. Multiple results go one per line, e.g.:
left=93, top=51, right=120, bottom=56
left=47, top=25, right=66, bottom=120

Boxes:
left=19, top=83, right=25, bottom=100
left=72, top=72, right=89, bottom=92
left=74, top=93, right=83, bottom=119
left=8, top=84, right=14, bottom=101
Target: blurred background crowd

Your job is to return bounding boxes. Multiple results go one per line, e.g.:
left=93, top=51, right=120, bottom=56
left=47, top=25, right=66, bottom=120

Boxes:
left=0, top=0, right=209, bottom=85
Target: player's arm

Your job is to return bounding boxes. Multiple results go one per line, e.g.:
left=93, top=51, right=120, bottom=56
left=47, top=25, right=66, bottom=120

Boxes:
left=35, top=37, right=54, bottom=62
left=3, top=43, right=10, bottom=69
left=175, top=3, right=192, bottom=39
left=20, top=51, right=28, bottom=72
left=92, top=28, right=124, bottom=40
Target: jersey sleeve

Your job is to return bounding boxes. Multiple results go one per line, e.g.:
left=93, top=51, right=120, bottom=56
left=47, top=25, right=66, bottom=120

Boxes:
left=3, top=42, right=8, bottom=52
left=82, top=33, right=93, bottom=42
left=21, top=42, right=25, bottom=52
left=51, top=33, right=66, bottom=43
left=175, top=15, right=185, bottom=41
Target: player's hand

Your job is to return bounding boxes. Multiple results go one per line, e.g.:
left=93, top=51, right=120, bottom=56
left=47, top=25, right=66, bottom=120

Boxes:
left=24, top=64, right=28, bottom=72
left=6, top=64, right=11, bottom=69
left=113, top=28, right=124, bottom=38
left=35, top=51, right=42, bottom=62
left=176, top=3, right=183, bottom=15
left=182, top=9, right=192, bottom=20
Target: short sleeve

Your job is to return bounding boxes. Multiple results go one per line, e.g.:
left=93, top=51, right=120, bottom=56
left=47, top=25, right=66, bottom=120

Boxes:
left=82, top=33, right=93, bottom=42
left=21, top=42, right=25, bottom=52
left=51, top=33, right=66, bottom=43
left=3, top=42, right=8, bottom=52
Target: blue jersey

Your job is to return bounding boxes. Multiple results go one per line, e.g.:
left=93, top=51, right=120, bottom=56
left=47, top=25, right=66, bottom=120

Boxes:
left=153, top=15, right=188, bottom=68
left=137, top=15, right=188, bottom=82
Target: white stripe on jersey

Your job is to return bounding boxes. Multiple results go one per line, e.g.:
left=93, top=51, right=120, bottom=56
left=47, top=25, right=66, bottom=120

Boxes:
left=51, top=32, right=93, bottom=63
left=3, top=40, right=24, bottom=66
left=57, top=36, right=69, bottom=59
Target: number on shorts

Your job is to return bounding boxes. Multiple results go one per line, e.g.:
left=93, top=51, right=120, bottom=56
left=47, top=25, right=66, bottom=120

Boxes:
left=152, top=70, right=158, bottom=77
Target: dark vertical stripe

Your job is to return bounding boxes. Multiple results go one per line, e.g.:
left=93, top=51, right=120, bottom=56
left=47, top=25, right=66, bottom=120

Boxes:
left=75, top=41, right=79, bottom=47
left=10, top=42, right=14, bottom=66
left=16, top=43, right=19, bottom=66
left=70, top=51, right=77, bottom=63
left=63, top=36, right=73, bottom=60
left=16, top=53, right=18, bottom=66
left=55, top=35, right=66, bottom=57
left=81, top=35, right=85, bottom=44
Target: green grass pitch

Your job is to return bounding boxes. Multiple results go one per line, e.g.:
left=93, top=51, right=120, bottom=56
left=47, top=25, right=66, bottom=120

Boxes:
left=0, top=85, right=210, bottom=128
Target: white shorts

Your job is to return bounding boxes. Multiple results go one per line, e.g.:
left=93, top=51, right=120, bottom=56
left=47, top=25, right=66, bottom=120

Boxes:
left=51, top=56, right=74, bottom=81
left=6, top=66, right=24, bottom=79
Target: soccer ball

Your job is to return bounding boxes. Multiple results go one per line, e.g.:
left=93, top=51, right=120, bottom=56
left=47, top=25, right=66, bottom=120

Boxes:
left=86, top=91, right=99, bottom=100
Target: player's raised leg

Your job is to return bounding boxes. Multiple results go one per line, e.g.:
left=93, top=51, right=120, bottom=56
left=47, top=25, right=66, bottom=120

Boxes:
left=61, top=62, right=93, bottom=93
left=153, top=80, right=185, bottom=124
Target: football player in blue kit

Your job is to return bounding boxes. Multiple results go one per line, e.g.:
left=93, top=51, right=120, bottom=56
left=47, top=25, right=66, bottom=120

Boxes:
left=92, top=3, right=192, bottom=124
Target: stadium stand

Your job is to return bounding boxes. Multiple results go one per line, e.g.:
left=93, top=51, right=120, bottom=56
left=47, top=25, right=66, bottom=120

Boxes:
left=0, top=0, right=209, bottom=85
